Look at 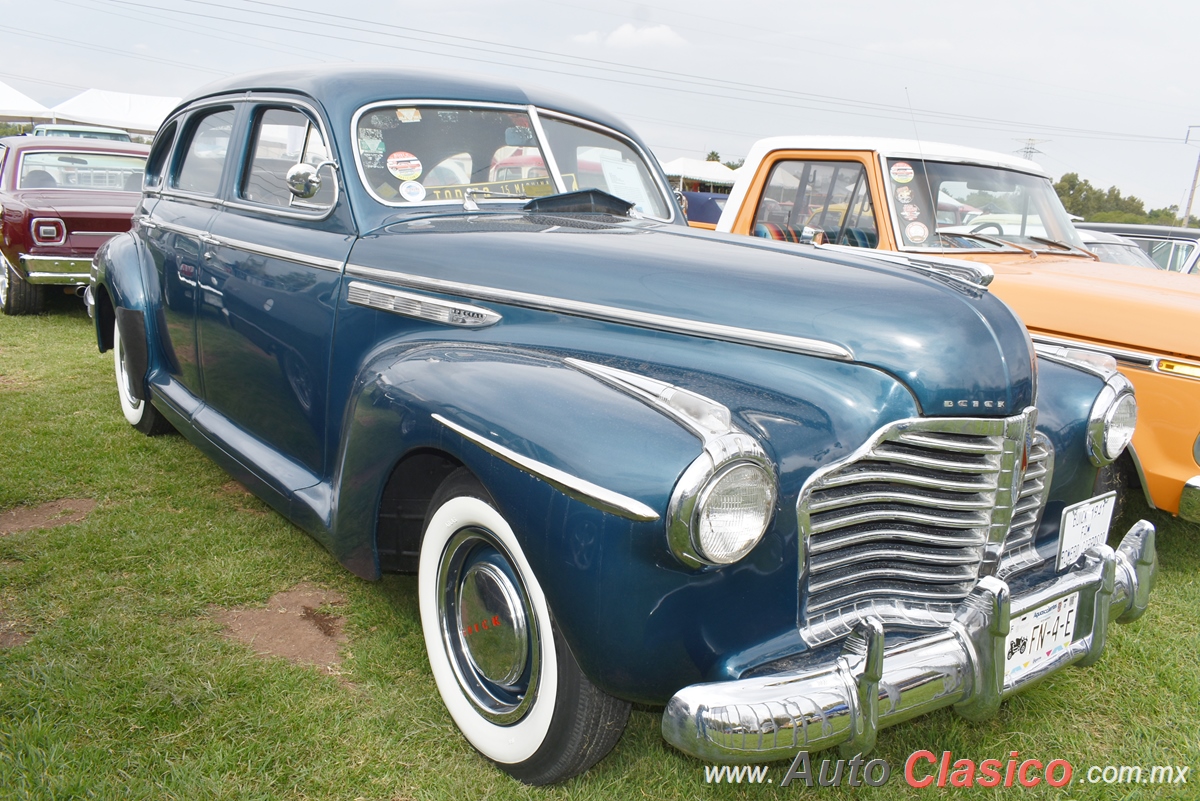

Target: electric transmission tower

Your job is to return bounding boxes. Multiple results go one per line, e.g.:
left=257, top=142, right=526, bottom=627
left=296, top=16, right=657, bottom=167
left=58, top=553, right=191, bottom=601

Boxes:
left=1013, top=139, right=1050, bottom=160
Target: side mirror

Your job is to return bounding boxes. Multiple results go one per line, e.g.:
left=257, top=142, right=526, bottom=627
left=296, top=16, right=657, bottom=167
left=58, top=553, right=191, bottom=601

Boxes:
left=286, top=160, right=336, bottom=200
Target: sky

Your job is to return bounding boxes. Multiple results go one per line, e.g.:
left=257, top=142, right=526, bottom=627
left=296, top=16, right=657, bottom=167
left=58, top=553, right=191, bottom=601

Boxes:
left=2, top=0, right=1198, bottom=212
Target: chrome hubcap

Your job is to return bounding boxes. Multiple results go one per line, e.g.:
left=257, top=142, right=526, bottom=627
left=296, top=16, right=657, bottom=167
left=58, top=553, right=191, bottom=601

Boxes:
left=438, top=527, right=539, bottom=724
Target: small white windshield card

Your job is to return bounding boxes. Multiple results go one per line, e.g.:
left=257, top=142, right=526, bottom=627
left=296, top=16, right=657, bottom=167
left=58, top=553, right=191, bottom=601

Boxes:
left=1056, top=491, right=1116, bottom=571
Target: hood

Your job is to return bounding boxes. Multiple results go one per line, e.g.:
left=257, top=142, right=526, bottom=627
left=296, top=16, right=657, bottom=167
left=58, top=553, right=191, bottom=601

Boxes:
left=351, top=215, right=1036, bottom=415
left=966, top=253, right=1200, bottom=359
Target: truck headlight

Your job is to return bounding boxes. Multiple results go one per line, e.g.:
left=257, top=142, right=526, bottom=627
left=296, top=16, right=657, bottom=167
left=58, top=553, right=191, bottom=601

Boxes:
left=668, top=434, right=777, bottom=568
left=1087, top=374, right=1137, bottom=466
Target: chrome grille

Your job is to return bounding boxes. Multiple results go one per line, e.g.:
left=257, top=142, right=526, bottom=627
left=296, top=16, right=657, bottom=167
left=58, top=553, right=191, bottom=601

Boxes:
left=798, top=410, right=1039, bottom=646
left=997, top=435, right=1054, bottom=577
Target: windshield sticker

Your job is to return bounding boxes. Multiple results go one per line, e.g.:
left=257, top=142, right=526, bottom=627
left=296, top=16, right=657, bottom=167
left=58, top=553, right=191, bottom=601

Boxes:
left=387, top=151, right=423, bottom=181
left=396, top=108, right=422, bottom=124
left=400, top=180, right=427, bottom=202
left=368, top=112, right=401, bottom=129
left=895, top=185, right=914, bottom=204
left=901, top=204, right=921, bottom=221
left=905, top=221, right=929, bottom=243
left=890, top=162, right=915, bottom=184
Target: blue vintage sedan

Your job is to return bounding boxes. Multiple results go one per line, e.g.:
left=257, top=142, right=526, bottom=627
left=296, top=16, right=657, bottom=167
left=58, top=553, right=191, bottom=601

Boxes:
left=88, top=66, right=1155, bottom=784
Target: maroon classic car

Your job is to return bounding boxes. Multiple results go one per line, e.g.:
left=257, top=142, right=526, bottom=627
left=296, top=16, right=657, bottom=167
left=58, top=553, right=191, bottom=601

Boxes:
left=0, top=135, right=148, bottom=314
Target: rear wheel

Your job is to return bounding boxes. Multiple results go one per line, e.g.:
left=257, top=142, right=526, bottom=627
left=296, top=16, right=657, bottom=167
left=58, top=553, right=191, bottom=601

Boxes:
left=418, top=469, right=630, bottom=784
left=0, top=257, right=45, bottom=315
left=113, top=319, right=172, bottom=435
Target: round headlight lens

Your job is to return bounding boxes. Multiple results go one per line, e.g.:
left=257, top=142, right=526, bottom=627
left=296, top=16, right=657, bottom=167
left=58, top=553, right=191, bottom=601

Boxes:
left=1104, top=392, right=1137, bottom=461
left=693, top=462, right=776, bottom=564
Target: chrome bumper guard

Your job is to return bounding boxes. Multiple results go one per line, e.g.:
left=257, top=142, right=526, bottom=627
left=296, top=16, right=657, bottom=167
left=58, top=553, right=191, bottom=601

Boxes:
left=662, top=520, right=1157, bottom=763
left=19, top=255, right=92, bottom=285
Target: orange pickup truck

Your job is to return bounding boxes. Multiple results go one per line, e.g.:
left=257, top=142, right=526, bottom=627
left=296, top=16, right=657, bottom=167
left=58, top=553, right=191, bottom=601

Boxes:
left=715, top=137, right=1200, bottom=523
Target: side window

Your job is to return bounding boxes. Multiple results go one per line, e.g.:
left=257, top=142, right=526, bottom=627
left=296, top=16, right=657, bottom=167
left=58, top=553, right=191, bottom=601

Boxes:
left=240, top=107, right=334, bottom=209
left=753, top=160, right=877, bottom=247
left=172, top=107, right=236, bottom=196
left=144, top=120, right=177, bottom=190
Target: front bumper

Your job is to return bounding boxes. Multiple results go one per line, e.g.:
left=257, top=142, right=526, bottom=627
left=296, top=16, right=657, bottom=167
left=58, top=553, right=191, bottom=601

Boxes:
left=662, top=520, right=1157, bottom=763
left=19, top=255, right=92, bottom=285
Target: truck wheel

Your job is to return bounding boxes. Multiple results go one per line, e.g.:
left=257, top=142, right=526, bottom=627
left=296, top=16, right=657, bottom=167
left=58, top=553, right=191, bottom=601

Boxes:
left=418, top=469, right=630, bottom=784
left=113, top=319, right=172, bottom=435
left=0, top=257, right=45, bottom=315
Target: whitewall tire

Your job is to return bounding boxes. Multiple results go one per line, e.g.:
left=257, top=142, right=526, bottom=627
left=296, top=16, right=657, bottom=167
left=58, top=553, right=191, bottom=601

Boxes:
left=418, top=469, right=629, bottom=784
left=113, top=318, right=171, bottom=435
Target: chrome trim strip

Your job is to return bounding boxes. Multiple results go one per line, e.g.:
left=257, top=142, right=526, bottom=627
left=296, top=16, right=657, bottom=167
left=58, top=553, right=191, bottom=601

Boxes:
left=1029, top=333, right=1157, bottom=369
left=347, top=281, right=500, bottom=327
left=526, top=106, right=567, bottom=195
left=72, top=231, right=125, bottom=237
left=209, top=234, right=344, bottom=272
left=432, top=413, right=659, bottom=522
left=346, top=263, right=854, bottom=360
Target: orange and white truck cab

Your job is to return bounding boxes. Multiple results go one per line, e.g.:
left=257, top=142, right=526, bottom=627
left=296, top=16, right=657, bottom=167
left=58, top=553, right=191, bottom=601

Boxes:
left=718, top=136, right=1200, bottom=523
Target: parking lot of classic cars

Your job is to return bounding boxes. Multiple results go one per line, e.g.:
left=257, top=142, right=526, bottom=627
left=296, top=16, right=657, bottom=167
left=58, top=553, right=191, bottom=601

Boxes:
left=77, top=66, right=1161, bottom=784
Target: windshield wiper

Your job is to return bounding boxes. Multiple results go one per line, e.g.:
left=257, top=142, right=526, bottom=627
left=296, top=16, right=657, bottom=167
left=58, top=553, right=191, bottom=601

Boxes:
left=936, top=230, right=1034, bottom=254
left=462, top=187, right=531, bottom=211
left=1028, top=235, right=1099, bottom=259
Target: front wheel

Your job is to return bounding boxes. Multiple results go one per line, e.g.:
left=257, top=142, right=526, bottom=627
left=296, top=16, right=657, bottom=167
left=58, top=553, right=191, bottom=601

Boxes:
left=418, top=469, right=630, bottom=784
left=113, top=318, right=172, bottom=435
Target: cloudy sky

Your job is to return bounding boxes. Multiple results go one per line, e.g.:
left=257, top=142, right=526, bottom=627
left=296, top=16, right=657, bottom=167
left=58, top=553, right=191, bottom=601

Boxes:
left=2, top=0, right=1197, bottom=211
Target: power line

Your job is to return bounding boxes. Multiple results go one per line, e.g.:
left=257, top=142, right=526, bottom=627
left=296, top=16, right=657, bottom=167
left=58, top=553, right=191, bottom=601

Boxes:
left=87, top=0, right=1181, bottom=145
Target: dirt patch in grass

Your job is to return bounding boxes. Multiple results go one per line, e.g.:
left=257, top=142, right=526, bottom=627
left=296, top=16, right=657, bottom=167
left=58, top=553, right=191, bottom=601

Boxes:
left=0, top=498, right=96, bottom=535
left=0, top=371, right=34, bottom=390
left=214, top=583, right=348, bottom=673
left=217, top=480, right=269, bottom=516
left=0, top=598, right=31, bottom=649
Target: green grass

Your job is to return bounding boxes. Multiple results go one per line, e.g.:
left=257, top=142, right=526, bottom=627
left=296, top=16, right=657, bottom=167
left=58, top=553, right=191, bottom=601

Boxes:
left=1, top=295, right=1198, bottom=799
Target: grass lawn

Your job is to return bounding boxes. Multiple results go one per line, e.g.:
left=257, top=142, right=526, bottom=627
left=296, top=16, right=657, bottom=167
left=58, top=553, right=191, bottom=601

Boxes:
left=1, top=294, right=1198, bottom=799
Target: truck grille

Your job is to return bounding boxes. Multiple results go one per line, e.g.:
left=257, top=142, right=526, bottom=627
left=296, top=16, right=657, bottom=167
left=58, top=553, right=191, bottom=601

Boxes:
left=798, top=410, right=1048, bottom=646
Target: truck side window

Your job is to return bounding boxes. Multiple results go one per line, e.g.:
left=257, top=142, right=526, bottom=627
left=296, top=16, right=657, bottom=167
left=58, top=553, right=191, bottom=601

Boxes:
left=753, top=160, right=877, bottom=248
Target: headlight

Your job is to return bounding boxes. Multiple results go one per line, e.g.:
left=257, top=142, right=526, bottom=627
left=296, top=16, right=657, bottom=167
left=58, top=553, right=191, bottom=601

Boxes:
left=1086, top=375, right=1137, bottom=466
left=668, top=433, right=777, bottom=568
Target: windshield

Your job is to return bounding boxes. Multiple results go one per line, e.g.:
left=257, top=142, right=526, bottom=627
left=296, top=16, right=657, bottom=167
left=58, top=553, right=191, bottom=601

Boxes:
left=18, top=151, right=147, bottom=191
left=884, top=158, right=1085, bottom=252
left=1085, top=241, right=1161, bottom=269
left=353, top=103, right=671, bottom=219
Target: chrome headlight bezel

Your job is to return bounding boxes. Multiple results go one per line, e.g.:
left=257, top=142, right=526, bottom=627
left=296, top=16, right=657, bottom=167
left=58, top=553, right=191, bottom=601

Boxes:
left=667, top=432, right=778, bottom=568
left=1086, top=373, right=1137, bottom=466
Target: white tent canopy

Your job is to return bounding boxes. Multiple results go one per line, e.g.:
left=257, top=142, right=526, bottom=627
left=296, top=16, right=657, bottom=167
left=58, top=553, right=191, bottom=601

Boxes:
left=660, top=157, right=738, bottom=187
left=0, top=80, right=52, bottom=122
left=50, top=89, right=180, bottom=135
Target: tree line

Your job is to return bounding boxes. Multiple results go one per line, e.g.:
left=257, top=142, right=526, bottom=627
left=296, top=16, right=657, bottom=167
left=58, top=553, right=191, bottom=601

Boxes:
left=1054, top=172, right=1194, bottom=227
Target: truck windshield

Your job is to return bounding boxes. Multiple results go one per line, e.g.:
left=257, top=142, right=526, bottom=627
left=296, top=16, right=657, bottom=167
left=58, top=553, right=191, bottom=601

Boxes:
left=884, top=158, right=1085, bottom=252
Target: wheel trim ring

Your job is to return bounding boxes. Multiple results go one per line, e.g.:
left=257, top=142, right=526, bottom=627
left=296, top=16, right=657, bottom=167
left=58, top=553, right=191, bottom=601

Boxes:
left=437, top=526, right=541, bottom=725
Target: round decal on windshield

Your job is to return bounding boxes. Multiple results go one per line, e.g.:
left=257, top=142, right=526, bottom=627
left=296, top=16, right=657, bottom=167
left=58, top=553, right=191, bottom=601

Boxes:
left=890, top=162, right=915, bottom=184
left=905, top=221, right=929, bottom=243
left=387, top=151, right=423, bottom=181
left=895, top=185, right=914, bottom=204
left=400, top=180, right=427, bottom=202
left=901, top=204, right=921, bottom=221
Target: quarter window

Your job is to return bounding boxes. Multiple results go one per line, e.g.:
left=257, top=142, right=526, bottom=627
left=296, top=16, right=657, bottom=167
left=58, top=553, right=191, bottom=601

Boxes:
left=173, top=107, right=236, bottom=196
left=144, top=121, right=177, bottom=190
left=241, top=107, right=334, bottom=209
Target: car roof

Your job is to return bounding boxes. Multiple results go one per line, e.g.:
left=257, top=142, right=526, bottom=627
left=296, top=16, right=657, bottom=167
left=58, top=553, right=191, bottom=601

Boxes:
left=1075, top=221, right=1200, bottom=241
left=0, top=135, right=148, bottom=154
left=32, top=123, right=130, bottom=134
left=742, top=136, right=1047, bottom=177
left=178, top=64, right=634, bottom=136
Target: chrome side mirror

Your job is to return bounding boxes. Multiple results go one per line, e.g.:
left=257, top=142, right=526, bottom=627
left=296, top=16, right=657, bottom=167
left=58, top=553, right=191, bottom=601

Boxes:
left=286, top=160, right=336, bottom=200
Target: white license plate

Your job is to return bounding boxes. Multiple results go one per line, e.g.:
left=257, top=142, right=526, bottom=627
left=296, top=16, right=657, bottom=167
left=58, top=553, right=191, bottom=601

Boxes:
left=1056, top=491, right=1116, bottom=571
left=1004, top=592, right=1079, bottom=682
